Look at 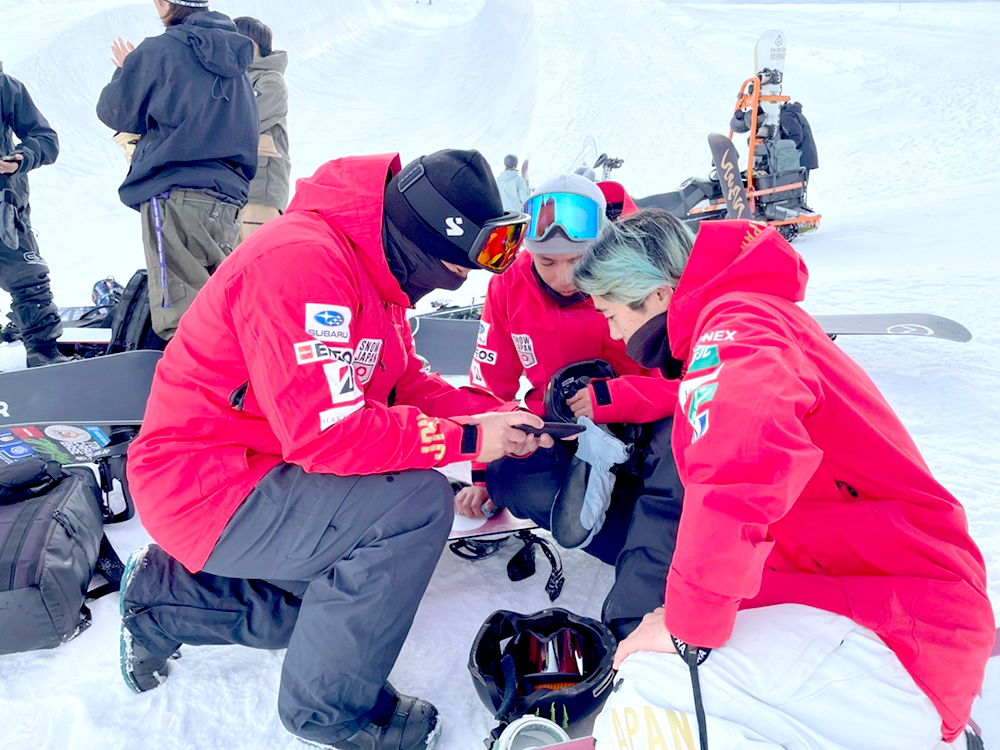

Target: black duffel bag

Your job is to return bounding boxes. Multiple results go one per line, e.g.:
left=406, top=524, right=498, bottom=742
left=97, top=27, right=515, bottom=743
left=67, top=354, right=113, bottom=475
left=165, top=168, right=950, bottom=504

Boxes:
left=0, top=457, right=124, bottom=655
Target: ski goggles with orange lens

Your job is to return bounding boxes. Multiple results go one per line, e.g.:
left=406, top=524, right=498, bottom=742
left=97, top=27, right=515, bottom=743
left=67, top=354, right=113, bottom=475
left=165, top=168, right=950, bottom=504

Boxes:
left=469, top=214, right=530, bottom=273
left=523, top=192, right=604, bottom=243
left=397, top=161, right=529, bottom=273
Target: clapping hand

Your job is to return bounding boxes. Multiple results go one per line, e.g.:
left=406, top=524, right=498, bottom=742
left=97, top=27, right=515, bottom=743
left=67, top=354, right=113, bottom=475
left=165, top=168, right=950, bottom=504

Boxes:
left=111, top=37, right=135, bottom=68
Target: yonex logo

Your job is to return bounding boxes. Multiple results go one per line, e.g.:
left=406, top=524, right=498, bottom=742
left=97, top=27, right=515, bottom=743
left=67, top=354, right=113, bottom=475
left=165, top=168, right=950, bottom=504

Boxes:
left=445, top=217, right=464, bottom=236
left=314, top=310, right=344, bottom=327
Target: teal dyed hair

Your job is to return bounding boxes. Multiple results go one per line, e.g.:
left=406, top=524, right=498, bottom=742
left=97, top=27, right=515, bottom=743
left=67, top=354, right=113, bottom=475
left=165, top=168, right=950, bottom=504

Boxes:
left=573, top=209, right=695, bottom=309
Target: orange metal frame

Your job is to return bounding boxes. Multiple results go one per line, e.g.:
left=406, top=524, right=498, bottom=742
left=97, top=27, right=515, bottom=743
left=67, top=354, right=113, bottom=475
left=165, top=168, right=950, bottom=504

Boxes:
left=728, top=76, right=791, bottom=213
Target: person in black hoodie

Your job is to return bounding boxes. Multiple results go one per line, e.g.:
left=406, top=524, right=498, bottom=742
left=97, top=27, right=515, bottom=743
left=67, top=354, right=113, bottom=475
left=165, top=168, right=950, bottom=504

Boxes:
left=780, top=101, right=818, bottom=178
left=0, top=63, right=70, bottom=367
left=97, top=0, right=258, bottom=340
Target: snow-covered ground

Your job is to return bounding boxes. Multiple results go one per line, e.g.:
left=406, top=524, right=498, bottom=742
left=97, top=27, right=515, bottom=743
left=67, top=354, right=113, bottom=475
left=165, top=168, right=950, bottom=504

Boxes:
left=1, top=0, right=998, bottom=747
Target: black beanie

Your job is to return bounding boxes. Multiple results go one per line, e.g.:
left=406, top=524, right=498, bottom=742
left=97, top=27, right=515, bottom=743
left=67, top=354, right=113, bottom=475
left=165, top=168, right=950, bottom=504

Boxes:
left=383, top=149, right=504, bottom=269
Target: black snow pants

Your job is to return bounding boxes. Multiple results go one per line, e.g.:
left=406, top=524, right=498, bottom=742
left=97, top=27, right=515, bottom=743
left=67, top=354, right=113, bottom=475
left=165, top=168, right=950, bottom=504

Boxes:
left=486, top=417, right=683, bottom=639
left=0, top=197, right=61, bottom=347
left=121, top=463, right=454, bottom=745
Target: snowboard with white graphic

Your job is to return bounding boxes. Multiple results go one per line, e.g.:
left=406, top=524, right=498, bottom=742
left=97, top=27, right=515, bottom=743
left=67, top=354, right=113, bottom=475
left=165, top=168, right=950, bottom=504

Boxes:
left=753, top=29, right=787, bottom=140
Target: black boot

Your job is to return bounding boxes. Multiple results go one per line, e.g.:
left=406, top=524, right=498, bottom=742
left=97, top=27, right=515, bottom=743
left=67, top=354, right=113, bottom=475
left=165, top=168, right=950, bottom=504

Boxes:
left=25, top=340, right=73, bottom=368
left=119, top=545, right=179, bottom=693
left=300, top=687, right=441, bottom=750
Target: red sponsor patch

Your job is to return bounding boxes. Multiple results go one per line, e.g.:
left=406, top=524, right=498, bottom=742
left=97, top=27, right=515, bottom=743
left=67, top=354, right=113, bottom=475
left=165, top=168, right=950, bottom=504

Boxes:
left=11, top=426, right=43, bottom=439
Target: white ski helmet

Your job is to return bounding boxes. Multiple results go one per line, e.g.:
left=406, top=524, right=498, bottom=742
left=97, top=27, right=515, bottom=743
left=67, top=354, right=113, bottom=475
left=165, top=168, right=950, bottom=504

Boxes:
left=523, top=174, right=607, bottom=255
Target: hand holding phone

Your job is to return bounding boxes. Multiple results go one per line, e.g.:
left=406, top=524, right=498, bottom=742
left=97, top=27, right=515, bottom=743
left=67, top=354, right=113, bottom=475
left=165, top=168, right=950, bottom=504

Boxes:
left=514, top=422, right=585, bottom=440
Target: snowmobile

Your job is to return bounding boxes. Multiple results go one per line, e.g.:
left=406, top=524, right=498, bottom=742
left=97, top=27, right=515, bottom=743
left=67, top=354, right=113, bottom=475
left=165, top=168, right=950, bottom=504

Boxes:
left=629, top=70, right=821, bottom=241
left=587, top=30, right=821, bottom=240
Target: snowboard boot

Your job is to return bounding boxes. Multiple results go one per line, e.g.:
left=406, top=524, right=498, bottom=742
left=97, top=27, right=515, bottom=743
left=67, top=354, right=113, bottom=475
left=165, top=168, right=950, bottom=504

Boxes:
left=120, top=625, right=172, bottom=693
left=119, top=545, right=177, bottom=693
left=300, top=687, right=441, bottom=750
left=550, top=455, right=593, bottom=548
left=25, top=340, right=73, bottom=368
left=1, top=321, right=21, bottom=343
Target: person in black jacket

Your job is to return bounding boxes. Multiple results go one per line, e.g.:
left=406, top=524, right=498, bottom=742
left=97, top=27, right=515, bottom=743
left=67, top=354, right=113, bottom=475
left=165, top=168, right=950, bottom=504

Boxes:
left=780, top=101, right=819, bottom=178
left=96, top=0, right=259, bottom=340
left=0, top=63, right=70, bottom=367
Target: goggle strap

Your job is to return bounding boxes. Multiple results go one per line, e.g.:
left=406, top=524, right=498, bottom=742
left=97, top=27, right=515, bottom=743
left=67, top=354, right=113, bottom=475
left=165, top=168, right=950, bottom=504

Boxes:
left=397, top=161, right=479, bottom=253
left=495, top=653, right=520, bottom=722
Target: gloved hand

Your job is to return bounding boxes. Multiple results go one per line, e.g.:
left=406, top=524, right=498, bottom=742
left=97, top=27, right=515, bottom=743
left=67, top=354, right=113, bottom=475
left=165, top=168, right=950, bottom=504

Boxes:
left=550, top=416, right=629, bottom=549
left=575, top=416, right=630, bottom=532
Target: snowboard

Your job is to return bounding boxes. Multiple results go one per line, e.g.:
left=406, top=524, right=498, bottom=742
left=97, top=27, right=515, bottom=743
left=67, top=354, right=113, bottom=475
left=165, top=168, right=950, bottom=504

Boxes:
left=411, top=310, right=971, bottom=379
left=0, top=350, right=161, bottom=433
left=0, top=422, right=127, bottom=466
left=450, top=507, right=538, bottom=541
left=707, top=133, right=751, bottom=220
left=753, top=29, right=787, bottom=140
left=813, top=313, right=972, bottom=342
left=58, top=327, right=112, bottom=346
left=411, top=315, right=484, bottom=378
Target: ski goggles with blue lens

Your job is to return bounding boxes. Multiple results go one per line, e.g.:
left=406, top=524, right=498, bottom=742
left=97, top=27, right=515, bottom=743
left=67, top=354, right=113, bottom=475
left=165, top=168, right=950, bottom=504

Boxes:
left=523, top=192, right=604, bottom=243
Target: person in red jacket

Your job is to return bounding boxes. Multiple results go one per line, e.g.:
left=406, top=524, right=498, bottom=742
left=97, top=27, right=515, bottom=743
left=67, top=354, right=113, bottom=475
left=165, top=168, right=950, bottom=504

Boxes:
left=118, top=149, right=549, bottom=750
left=573, top=210, right=994, bottom=749
left=456, top=174, right=684, bottom=639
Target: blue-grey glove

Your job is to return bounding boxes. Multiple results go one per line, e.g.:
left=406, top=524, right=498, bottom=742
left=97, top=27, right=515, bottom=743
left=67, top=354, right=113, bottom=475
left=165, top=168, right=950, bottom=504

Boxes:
left=575, top=417, right=629, bottom=541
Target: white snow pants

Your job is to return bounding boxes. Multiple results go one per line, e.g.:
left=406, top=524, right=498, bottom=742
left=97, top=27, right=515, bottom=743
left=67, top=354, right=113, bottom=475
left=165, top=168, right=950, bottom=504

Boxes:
left=593, top=604, right=965, bottom=750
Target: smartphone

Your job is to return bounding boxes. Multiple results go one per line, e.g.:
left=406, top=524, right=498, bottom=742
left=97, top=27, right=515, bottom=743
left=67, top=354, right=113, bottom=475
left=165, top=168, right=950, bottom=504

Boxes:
left=514, top=422, right=586, bottom=440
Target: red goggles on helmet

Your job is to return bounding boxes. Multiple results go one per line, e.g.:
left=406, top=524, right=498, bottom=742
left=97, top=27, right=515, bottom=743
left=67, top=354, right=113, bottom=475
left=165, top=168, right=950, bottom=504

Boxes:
left=397, top=161, right=529, bottom=273
left=510, top=627, right=587, bottom=693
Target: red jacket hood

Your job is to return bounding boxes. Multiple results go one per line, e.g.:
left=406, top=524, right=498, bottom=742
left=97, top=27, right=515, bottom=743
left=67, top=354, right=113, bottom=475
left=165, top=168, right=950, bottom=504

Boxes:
left=286, top=152, right=409, bottom=307
left=597, top=181, right=639, bottom=218
left=668, top=221, right=809, bottom=361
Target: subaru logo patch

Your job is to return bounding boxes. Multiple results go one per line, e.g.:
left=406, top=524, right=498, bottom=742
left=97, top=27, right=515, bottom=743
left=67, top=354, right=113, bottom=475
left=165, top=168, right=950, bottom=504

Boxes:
left=305, top=303, right=352, bottom=342
left=314, top=310, right=344, bottom=327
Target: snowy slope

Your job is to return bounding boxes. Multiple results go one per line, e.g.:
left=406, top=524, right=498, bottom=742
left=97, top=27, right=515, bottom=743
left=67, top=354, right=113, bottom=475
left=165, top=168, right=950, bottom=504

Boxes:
left=1, top=1, right=998, bottom=748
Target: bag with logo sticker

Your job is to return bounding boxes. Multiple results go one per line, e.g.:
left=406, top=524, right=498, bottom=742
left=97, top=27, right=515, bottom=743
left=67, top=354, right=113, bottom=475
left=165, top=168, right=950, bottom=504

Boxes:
left=105, top=268, right=168, bottom=354
left=0, top=457, right=126, bottom=654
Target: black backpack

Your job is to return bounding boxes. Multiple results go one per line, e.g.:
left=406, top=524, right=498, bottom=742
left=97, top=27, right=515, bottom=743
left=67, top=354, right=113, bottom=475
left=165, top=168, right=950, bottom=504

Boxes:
left=0, top=458, right=128, bottom=654
left=106, top=269, right=167, bottom=354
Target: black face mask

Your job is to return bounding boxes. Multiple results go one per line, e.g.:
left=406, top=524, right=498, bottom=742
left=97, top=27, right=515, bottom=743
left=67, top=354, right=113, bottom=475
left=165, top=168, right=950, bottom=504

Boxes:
left=530, top=263, right=588, bottom=308
left=383, top=216, right=466, bottom=305
left=625, top=312, right=685, bottom=380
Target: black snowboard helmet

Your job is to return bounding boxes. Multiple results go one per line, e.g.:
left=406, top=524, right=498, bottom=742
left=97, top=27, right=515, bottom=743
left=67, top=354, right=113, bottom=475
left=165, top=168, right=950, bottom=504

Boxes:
left=544, top=359, right=617, bottom=424
left=544, top=358, right=646, bottom=451
left=469, top=608, right=617, bottom=729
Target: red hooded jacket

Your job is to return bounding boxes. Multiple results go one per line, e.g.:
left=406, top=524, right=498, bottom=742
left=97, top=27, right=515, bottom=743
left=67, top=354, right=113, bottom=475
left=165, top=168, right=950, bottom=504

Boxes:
left=127, top=154, right=503, bottom=572
left=663, top=221, right=994, bottom=741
